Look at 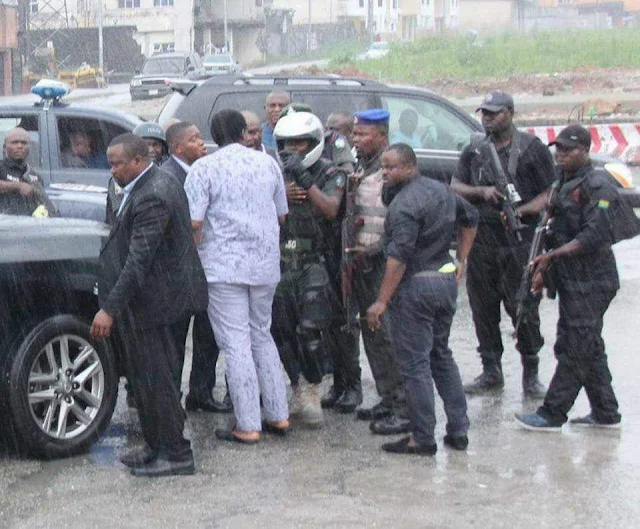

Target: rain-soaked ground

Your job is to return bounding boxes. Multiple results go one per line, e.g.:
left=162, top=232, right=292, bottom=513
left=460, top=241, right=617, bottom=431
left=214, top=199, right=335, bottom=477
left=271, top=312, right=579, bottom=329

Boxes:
left=1, top=238, right=639, bottom=528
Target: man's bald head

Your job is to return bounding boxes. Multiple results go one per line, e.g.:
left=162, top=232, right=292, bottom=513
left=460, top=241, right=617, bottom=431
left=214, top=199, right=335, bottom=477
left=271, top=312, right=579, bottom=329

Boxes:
left=241, top=110, right=263, bottom=150
left=3, top=127, right=31, bottom=164
left=264, top=91, right=291, bottom=128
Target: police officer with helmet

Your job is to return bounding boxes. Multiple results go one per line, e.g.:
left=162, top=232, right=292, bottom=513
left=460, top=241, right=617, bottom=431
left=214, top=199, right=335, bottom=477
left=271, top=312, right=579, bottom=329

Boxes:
left=278, top=103, right=363, bottom=414
left=133, top=122, right=169, bottom=166
left=271, top=111, right=348, bottom=428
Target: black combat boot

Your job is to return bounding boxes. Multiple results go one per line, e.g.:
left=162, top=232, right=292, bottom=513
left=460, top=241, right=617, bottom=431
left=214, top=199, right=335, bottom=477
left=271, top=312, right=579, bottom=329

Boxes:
left=334, top=382, right=363, bottom=414
left=463, top=354, right=504, bottom=395
left=321, top=385, right=344, bottom=409
left=521, top=355, right=546, bottom=399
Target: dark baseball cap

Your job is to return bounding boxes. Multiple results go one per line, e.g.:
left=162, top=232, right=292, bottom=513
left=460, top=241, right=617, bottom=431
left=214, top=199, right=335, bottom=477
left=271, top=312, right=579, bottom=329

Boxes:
left=549, top=124, right=591, bottom=149
left=477, top=91, right=515, bottom=113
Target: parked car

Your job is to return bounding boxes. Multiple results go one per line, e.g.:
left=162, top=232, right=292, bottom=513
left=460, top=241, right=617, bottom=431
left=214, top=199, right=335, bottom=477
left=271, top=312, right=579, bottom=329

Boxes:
left=0, top=214, right=119, bottom=458
left=357, top=41, right=390, bottom=60
left=129, top=51, right=205, bottom=100
left=157, top=74, right=640, bottom=206
left=203, top=54, right=243, bottom=76
left=0, top=81, right=143, bottom=221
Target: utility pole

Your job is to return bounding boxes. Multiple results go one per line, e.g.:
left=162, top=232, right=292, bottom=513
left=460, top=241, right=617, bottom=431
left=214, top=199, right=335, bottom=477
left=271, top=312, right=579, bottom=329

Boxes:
left=98, top=0, right=104, bottom=72
left=367, top=0, right=374, bottom=39
left=308, top=0, right=312, bottom=52
left=223, top=0, right=228, bottom=52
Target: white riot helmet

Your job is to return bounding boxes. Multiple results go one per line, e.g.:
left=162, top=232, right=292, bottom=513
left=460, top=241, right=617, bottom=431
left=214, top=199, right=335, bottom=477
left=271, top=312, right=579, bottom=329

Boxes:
left=273, top=111, right=325, bottom=168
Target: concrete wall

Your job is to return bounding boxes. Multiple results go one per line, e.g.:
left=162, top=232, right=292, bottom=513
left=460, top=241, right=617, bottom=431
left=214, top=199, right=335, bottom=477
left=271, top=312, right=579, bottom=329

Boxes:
left=0, top=3, right=18, bottom=96
left=102, top=0, right=193, bottom=56
left=459, top=0, right=514, bottom=31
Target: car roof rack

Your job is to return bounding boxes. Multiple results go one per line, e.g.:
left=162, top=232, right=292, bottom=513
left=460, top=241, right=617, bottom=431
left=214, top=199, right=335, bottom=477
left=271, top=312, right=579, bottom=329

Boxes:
left=199, top=74, right=383, bottom=88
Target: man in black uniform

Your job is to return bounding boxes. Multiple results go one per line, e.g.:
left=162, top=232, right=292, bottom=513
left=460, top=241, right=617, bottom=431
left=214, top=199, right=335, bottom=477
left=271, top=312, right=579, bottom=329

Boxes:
left=515, top=124, right=639, bottom=431
left=451, top=91, right=556, bottom=398
left=367, top=143, right=478, bottom=455
left=0, top=127, right=56, bottom=217
left=271, top=111, right=347, bottom=427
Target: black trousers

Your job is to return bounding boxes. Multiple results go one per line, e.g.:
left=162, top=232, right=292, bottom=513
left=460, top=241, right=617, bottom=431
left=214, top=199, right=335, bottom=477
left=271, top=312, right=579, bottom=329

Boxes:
left=117, top=317, right=191, bottom=460
left=172, top=311, right=220, bottom=398
left=352, top=253, right=405, bottom=411
left=389, top=273, right=469, bottom=445
left=466, top=242, right=544, bottom=359
left=538, top=287, right=621, bottom=425
left=272, top=261, right=333, bottom=385
left=323, top=250, right=362, bottom=392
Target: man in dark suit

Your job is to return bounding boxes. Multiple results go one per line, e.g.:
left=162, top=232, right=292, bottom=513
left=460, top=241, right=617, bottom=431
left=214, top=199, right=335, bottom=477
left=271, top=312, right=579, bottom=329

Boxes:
left=161, top=121, right=232, bottom=413
left=91, top=133, right=207, bottom=477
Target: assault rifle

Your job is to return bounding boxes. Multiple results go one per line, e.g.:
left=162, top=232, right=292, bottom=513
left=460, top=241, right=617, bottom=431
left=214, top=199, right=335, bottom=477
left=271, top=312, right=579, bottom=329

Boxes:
left=486, top=140, right=526, bottom=243
left=514, top=182, right=560, bottom=333
left=341, top=173, right=364, bottom=330
left=514, top=223, right=547, bottom=334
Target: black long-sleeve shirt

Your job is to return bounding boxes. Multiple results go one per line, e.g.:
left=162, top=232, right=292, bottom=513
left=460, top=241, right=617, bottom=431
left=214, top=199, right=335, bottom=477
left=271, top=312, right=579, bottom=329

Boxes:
left=384, top=174, right=478, bottom=278
left=547, top=163, right=625, bottom=292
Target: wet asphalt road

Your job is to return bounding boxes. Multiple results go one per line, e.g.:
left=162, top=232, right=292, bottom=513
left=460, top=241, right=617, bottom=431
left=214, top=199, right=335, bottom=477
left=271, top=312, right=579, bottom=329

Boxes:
left=1, top=238, right=639, bottom=528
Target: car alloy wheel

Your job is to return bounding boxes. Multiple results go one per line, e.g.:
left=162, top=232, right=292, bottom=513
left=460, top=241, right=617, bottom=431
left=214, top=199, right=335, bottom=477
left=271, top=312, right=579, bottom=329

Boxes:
left=27, top=333, right=105, bottom=440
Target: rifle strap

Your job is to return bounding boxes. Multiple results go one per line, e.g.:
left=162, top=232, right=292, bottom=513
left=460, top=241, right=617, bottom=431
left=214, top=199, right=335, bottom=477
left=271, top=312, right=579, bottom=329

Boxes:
left=506, top=128, right=534, bottom=194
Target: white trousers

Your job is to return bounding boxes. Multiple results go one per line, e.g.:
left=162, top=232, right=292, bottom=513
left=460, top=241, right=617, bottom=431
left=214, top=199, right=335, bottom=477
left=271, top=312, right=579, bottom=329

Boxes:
left=207, top=282, right=288, bottom=431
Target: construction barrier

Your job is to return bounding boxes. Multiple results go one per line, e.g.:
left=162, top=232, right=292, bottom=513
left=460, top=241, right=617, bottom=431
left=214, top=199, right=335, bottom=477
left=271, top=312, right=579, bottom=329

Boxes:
left=524, top=124, right=640, bottom=166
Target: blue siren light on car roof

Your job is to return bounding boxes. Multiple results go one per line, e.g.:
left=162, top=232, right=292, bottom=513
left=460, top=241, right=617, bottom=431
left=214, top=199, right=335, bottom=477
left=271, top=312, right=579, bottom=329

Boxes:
left=31, top=79, right=71, bottom=100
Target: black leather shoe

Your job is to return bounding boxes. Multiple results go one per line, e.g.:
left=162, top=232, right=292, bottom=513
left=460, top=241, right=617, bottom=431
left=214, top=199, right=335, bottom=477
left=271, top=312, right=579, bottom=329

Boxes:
left=370, top=415, right=411, bottom=435
left=381, top=436, right=437, bottom=456
left=356, top=402, right=393, bottom=421
left=321, top=386, right=344, bottom=409
left=334, top=388, right=363, bottom=414
left=443, top=434, right=469, bottom=451
left=185, top=394, right=233, bottom=413
left=129, top=456, right=195, bottom=477
left=120, top=446, right=158, bottom=468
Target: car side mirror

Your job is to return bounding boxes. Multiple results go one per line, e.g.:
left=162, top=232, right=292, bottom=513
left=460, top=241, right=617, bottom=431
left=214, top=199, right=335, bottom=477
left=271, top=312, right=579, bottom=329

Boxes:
left=187, top=65, right=195, bottom=72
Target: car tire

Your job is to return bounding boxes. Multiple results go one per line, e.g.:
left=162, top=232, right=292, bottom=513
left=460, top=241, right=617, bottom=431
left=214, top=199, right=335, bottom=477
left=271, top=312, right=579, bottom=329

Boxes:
left=3, top=315, right=118, bottom=459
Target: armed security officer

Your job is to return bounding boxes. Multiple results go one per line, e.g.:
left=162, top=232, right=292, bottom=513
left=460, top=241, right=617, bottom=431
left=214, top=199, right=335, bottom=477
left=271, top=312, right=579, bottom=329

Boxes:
left=279, top=103, right=362, bottom=413
left=271, top=111, right=347, bottom=427
left=0, top=127, right=55, bottom=217
left=347, top=109, right=409, bottom=436
left=516, top=125, right=640, bottom=431
left=451, top=91, right=556, bottom=398
left=367, top=143, right=478, bottom=455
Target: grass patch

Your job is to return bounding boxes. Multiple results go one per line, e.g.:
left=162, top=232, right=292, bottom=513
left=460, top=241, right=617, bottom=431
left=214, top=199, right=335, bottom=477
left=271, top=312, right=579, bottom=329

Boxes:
left=329, top=29, right=640, bottom=83
left=262, top=40, right=367, bottom=66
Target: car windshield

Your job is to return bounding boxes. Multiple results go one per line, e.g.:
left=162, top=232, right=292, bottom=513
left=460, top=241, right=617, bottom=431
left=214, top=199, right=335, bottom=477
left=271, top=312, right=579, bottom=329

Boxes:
left=142, top=58, right=184, bottom=75
left=205, top=55, right=232, bottom=64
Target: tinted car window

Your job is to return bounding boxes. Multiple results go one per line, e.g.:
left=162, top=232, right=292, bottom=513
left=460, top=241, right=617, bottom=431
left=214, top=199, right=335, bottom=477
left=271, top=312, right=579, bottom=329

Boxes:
left=0, top=113, right=42, bottom=168
left=292, top=91, right=378, bottom=124
left=206, top=91, right=272, bottom=141
left=142, top=57, right=185, bottom=75
left=381, top=94, right=474, bottom=152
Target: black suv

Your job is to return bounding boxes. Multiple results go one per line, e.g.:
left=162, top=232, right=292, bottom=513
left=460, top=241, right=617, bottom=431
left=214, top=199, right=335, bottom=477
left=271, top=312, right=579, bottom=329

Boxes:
left=0, top=215, right=119, bottom=458
left=0, top=92, right=143, bottom=221
left=157, top=75, right=640, bottom=202
left=130, top=52, right=206, bottom=101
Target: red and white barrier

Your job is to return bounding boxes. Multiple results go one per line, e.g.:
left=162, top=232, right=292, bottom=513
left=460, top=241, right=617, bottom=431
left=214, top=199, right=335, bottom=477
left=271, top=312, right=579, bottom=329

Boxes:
left=523, top=124, right=640, bottom=166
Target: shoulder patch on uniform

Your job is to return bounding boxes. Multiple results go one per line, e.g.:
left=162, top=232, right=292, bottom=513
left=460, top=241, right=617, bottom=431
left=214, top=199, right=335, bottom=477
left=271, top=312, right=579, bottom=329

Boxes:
left=335, top=173, right=346, bottom=189
left=334, top=136, right=346, bottom=150
left=598, top=199, right=610, bottom=210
